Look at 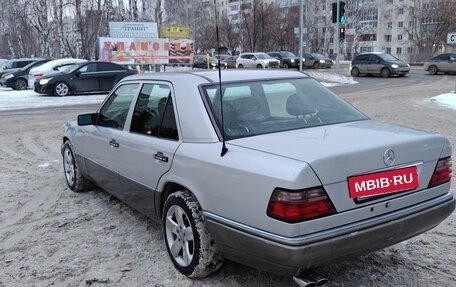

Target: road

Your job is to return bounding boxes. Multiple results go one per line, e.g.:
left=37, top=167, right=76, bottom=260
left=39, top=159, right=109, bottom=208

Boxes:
left=0, top=70, right=455, bottom=287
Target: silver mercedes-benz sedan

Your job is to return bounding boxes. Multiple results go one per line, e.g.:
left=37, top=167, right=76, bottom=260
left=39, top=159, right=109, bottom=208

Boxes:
left=61, top=70, right=454, bottom=285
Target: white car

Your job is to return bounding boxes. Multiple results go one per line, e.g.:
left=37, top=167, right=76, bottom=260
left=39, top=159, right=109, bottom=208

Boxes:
left=28, top=58, right=87, bottom=88
left=236, top=52, right=280, bottom=69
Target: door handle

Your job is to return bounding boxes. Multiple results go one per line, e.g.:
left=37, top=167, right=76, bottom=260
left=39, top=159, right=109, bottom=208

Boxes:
left=153, top=152, right=168, bottom=162
left=109, top=139, right=119, bottom=148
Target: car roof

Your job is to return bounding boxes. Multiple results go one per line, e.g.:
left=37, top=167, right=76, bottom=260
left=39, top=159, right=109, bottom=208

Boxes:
left=120, top=69, right=308, bottom=84
left=356, top=52, right=385, bottom=56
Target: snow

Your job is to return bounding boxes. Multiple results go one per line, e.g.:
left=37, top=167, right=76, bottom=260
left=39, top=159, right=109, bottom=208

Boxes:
left=0, top=87, right=107, bottom=111
left=1, top=73, right=455, bottom=112
left=430, top=91, right=456, bottom=109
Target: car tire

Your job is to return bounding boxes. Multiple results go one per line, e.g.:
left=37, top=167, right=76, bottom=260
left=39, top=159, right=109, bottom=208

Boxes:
left=237, top=64, right=243, bottom=69
left=163, top=190, right=223, bottom=278
left=351, top=67, right=360, bottom=77
left=283, top=62, right=289, bottom=69
left=13, top=78, right=28, bottom=90
left=313, top=62, right=320, bottom=69
left=381, top=68, right=391, bottom=78
left=62, top=141, right=93, bottom=192
left=256, top=64, right=263, bottom=69
left=428, top=65, right=438, bottom=75
left=54, top=82, right=70, bottom=97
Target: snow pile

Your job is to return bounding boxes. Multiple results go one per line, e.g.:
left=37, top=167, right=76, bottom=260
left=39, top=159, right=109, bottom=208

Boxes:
left=430, top=92, right=456, bottom=109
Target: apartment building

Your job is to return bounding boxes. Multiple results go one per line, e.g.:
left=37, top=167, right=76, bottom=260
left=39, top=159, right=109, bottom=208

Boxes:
left=219, top=0, right=453, bottom=61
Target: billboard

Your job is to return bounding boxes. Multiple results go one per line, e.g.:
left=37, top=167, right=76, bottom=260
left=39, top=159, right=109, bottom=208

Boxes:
left=160, top=26, right=190, bottom=39
left=98, top=37, right=194, bottom=65
left=109, top=22, right=159, bottom=38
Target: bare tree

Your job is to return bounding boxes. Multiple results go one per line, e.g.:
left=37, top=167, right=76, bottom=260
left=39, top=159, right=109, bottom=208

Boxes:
left=404, top=0, right=456, bottom=61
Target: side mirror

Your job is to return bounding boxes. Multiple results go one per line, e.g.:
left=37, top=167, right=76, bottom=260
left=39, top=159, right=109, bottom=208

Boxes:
left=77, top=113, right=98, bottom=126
left=75, top=70, right=82, bottom=76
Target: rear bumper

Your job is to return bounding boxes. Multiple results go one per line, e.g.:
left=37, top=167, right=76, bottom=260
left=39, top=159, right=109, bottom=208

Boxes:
left=205, top=194, right=455, bottom=277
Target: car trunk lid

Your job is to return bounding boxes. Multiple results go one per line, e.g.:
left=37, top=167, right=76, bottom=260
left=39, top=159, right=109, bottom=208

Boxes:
left=229, top=120, right=447, bottom=210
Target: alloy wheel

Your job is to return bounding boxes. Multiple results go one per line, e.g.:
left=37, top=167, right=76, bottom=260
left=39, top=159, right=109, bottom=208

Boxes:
left=165, top=205, right=195, bottom=267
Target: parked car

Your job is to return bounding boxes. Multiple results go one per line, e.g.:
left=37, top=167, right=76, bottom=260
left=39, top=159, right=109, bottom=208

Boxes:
left=0, top=59, right=51, bottom=90
left=268, top=51, right=300, bottom=69
left=193, top=55, right=227, bottom=69
left=424, top=53, right=456, bottom=75
left=0, top=58, right=44, bottom=78
left=236, top=52, right=280, bottom=69
left=61, top=70, right=454, bottom=285
left=350, top=52, right=410, bottom=77
left=302, top=53, right=333, bottom=69
left=28, top=58, right=87, bottom=88
left=34, top=61, right=136, bottom=96
left=225, top=56, right=238, bottom=69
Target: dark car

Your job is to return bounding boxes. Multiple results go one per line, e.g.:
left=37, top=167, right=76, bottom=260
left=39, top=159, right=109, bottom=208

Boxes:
left=193, top=55, right=227, bottom=69
left=0, top=58, right=45, bottom=78
left=34, top=61, right=137, bottom=96
left=225, top=56, right=238, bottom=69
left=0, top=59, right=50, bottom=90
left=302, top=53, right=333, bottom=69
left=350, top=52, right=410, bottom=78
left=268, top=51, right=300, bottom=69
left=424, top=53, right=456, bottom=75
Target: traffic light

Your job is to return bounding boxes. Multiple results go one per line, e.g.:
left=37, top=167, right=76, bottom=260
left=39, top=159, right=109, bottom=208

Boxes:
left=332, top=2, right=346, bottom=23
left=339, top=2, right=346, bottom=23
left=339, top=26, right=346, bottom=40
left=332, top=3, right=337, bottom=23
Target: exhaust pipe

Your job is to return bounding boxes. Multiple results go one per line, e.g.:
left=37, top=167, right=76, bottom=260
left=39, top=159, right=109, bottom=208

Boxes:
left=293, top=270, right=328, bottom=287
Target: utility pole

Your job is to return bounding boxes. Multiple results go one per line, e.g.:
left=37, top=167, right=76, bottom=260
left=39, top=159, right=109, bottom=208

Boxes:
left=335, top=1, right=340, bottom=73
left=299, top=0, right=304, bottom=71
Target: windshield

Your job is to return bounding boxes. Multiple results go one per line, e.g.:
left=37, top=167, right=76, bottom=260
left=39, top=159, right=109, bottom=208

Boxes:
left=256, top=53, right=273, bottom=59
left=61, top=63, right=82, bottom=73
left=311, top=53, right=326, bottom=59
left=378, top=53, right=400, bottom=61
left=281, top=52, right=296, bottom=57
left=202, top=78, right=367, bottom=140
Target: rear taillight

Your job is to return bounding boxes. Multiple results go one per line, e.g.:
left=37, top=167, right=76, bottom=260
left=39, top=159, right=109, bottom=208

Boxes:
left=428, top=157, right=452, bottom=188
left=33, top=73, right=43, bottom=78
left=267, top=187, right=336, bottom=223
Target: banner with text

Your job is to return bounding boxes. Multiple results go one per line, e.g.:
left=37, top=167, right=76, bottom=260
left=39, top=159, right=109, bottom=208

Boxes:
left=98, top=38, right=194, bottom=65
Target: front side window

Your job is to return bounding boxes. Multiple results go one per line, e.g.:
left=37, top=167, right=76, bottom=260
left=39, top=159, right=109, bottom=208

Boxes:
left=79, top=63, right=97, bottom=73
left=98, top=83, right=139, bottom=129
left=130, top=83, right=178, bottom=140
left=203, top=78, right=367, bottom=140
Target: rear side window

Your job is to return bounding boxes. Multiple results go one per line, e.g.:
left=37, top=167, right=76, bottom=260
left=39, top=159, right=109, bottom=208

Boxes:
left=98, top=62, right=123, bottom=71
left=354, top=54, right=369, bottom=63
left=130, top=83, right=178, bottom=140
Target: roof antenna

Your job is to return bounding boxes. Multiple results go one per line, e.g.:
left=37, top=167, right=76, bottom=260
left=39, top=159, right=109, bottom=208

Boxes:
left=214, top=0, right=228, bottom=157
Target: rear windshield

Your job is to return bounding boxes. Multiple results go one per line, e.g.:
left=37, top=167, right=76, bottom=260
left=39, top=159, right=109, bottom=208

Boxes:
left=202, top=78, right=367, bottom=140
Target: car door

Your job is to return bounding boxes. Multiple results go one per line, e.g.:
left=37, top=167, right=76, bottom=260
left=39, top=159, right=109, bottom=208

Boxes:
left=97, top=62, right=123, bottom=92
left=114, top=82, right=181, bottom=217
left=368, top=54, right=383, bottom=74
left=303, top=53, right=313, bottom=68
left=83, top=83, right=139, bottom=197
left=72, top=63, right=99, bottom=93
left=437, top=54, right=456, bottom=73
